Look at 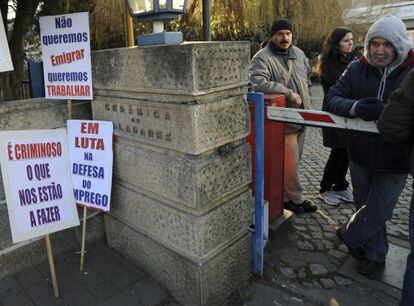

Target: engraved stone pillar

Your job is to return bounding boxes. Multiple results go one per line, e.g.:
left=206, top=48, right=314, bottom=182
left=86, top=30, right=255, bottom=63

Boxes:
left=92, top=42, right=252, bottom=305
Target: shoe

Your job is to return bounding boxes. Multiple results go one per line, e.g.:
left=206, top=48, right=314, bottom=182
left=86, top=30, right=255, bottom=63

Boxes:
left=284, top=201, right=304, bottom=214
left=301, top=199, right=318, bottom=213
left=336, top=227, right=365, bottom=260
left=334, top=190, right=354, bottom=203
left=319, top=191, right=341, bottom=206
left=357, top=259, right=385, bottom=277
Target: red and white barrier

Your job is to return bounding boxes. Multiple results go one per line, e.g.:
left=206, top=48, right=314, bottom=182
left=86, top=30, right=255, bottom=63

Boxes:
left=267, top=107, right=379, bottom=133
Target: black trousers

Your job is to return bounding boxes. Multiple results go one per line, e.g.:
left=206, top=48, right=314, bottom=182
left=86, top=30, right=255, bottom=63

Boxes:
left=320, top=147, right=349, bottom=193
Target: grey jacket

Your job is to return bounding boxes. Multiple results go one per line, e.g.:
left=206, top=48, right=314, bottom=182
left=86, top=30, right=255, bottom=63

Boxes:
left=250, top=43, right=313, bottom=133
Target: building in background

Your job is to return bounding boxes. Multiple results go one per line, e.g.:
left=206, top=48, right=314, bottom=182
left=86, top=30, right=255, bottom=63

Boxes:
left=342, top=0, right=414, bottom=44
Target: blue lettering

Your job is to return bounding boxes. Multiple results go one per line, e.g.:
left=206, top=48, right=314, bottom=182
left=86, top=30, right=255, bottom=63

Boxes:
left=55, top=16, right=72, bottom=29
left=73, top=189, right=108, bottom=206
left=72, top=163, right=104, bottom=179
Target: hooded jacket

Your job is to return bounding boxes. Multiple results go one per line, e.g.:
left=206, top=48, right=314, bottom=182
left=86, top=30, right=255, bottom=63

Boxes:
left=250, top=41, right=313, bottom=134
left=325, top=15, right=414, bottom=172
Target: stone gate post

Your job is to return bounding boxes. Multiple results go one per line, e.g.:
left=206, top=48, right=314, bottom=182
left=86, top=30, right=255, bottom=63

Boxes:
left=92, top=42, right=252, bottom=305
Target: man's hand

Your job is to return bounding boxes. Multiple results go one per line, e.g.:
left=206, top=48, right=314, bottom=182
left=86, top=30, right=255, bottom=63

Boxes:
left=354, top=98, right=384, bottom=121
left=291, top=92, right=302, bottom=106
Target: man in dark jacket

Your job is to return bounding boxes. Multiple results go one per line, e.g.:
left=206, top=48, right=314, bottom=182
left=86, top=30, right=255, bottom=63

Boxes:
left=325, top=15, right=414, bottom=276
left=250, top=19, right=317, bottom=214
left=378, top=68, right=414, bottom=306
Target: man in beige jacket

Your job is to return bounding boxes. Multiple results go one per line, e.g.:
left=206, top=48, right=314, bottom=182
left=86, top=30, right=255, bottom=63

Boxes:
left=250, top=19, right=317, bottom=213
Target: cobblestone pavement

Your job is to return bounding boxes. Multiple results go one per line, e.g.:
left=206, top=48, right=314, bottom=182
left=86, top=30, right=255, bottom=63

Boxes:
left=246, top=84, right=412, bottom=306
left=303, top=85, right=412, bottom=242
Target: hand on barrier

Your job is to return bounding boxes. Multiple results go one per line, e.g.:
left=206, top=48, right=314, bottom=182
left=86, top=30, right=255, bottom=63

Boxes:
left=291, top=92, right=302, bottom=106
left=354, top=98, right=384, bottom=121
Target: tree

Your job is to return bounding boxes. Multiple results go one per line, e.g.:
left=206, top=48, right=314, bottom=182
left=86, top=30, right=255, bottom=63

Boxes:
left=172, top=0, right=343, bottom=56
left=0, top=0, right=40, bottom=101
left=284, top=0, right=343, bottom=55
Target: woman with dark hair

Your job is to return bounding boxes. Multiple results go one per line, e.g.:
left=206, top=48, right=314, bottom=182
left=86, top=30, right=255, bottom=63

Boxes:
left=316, top=28, right=355, bottom=206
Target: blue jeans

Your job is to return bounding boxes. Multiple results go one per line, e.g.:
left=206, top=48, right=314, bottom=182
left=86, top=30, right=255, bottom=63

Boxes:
left=340, top=162, right=407, bottom=263
left=400, top=185, right=414, bottom=306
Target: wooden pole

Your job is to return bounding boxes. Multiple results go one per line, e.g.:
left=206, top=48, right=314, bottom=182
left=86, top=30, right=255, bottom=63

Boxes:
left=80, top=206, right=87, bottom=271
left=125, top=4, right=134, bottom=47
left=67, top=99, right=72, bottom=119
left=45, top=234, right=59, bottom=298
left=66, top=99, right=88, bottom=272
left=65, top=98, right=89, bottom=272
left=202, top=0, right=211, bottom=41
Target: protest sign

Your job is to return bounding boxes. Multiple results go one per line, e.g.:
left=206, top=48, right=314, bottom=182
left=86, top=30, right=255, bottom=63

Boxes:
left=0, top=129, right=80, bottom=243
left=0, top=9, right=13, bottom=72
left=39, top=12, right=93, bottom=100
left=67, top=120, right=113, bottom=212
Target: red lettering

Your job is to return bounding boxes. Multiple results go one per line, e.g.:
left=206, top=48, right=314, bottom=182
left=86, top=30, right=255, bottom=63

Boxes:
left=7, top=143, right=13, bottom=160
left=87, top=123, right=99, bottom=134
left=80, top=122, right=87, bottom=133
left=96, top=139, right=104, bottom=150
left=14, top=144, right=21, bottom=160
left=74, top=137, right=104, bottom=150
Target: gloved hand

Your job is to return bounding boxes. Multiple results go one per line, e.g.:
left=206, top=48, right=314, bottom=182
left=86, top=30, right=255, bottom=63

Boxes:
left=354, top=98, right=384, bottom=121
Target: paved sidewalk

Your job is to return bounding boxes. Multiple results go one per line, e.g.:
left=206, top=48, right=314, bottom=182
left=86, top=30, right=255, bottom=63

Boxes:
left=0, top=243, right=172, bottom=306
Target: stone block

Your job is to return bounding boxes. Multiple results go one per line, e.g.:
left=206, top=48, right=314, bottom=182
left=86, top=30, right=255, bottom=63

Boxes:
left=105, top=215, right=251, bottom=306
left=0, top=201, right=11, bottom=249
left=0, top=174, right=3, bottom=202
left=111, top=182, right=251, bottom=259
left=92, top=42, right=250, bottom=96
left=0, top=98, right=91, bottom=131
left=92, top=92, right=250, bottom=154
left=114, top=138, right=250, bottom=209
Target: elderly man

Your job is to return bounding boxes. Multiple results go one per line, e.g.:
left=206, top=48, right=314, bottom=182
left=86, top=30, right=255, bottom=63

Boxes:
left=326, top=15, right=414, bottom=277
left=250, top=19, right=317, bottom=214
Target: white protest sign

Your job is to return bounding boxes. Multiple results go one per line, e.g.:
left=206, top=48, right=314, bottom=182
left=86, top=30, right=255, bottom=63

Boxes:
left=67, top=120, right=113, bottom=212
left=39, top=12, right=93, bottom=100
left=0, top=129, right=80, bottom=243
left=0, top=9, right=13, bottom=72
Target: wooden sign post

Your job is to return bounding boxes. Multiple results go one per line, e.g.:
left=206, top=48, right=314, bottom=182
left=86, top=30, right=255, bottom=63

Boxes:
left=80, top=206, right=88, bottom=271
left=45, top=234, right=59, bottom=297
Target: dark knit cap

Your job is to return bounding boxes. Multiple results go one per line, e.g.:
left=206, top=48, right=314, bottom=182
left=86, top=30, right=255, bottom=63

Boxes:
left=270, top=19, right=293, bottom=36
left=354, top=44, right=364, bottom=51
